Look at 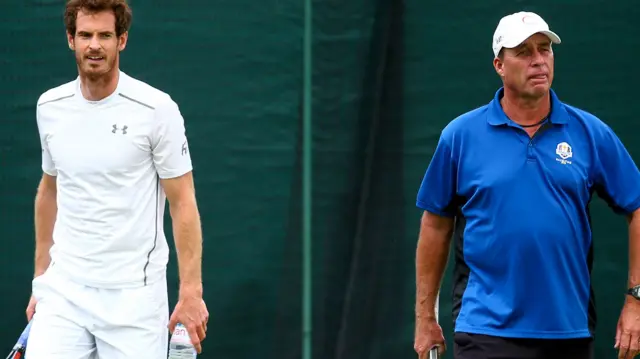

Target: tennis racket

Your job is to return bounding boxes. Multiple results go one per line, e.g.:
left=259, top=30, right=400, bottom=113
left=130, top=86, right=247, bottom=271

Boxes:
left=5, top=321, right=32, bottom=359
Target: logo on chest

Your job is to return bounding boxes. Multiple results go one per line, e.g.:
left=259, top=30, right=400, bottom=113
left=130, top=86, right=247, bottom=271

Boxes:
left=112, top=124, right=128, bottom=135
left=555, top=142, right=572, bottom=165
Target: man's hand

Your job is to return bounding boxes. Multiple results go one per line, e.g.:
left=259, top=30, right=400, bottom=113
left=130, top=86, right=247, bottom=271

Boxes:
left=615, top=298, right=640, bottom=359
left=414, top=317, right=445, bottom=359
left=25, top=295, right=37, bottom=321
left=169, top=286, right=209, bottom=354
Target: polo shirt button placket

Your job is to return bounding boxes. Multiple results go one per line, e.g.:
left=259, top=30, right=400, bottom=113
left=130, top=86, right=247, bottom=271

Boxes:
left=527, top=141, right=535, bottom=160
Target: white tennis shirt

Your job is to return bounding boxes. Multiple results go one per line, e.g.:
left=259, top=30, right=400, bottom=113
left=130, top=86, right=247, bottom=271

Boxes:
left=36, top=71, right=193, bottom=288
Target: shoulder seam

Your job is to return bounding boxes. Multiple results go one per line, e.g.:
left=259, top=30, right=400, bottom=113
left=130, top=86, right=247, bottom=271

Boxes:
left=118, top=93, right=155, bottom=110
left=38, top=94, right=75, bottom=107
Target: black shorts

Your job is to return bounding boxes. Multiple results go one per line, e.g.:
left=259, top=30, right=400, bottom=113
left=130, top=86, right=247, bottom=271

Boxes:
left=454, top=332, right=594, bottom=359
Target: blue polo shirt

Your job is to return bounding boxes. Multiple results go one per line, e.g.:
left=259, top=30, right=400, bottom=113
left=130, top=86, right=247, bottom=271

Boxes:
left=417, top=88, right=640, bottom=339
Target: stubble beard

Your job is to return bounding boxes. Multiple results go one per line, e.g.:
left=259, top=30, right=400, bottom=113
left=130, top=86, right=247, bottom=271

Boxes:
left=77, top=53, right=117, bottom=82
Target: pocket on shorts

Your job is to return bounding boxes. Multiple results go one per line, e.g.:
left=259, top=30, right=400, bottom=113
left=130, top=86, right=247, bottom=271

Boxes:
left=453, top=332, right=482, bottom=355
left=98, top=279, right=169, bottom=331
left=454, top=332, right=474, bottom=347
left=134, top=278, right=169, bottom=325
left=31, top=272, right=51, bottom=302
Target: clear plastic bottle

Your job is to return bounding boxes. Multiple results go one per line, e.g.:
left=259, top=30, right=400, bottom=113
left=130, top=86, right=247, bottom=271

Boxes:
left=168, top=323, right=197, bottom=359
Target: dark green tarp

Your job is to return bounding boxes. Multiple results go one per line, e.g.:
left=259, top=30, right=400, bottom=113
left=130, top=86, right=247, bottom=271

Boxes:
left=0, top=1, right=637, bottom=358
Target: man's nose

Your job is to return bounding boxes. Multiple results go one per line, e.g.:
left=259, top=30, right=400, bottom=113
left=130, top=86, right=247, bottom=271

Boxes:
left=531, top=50, right=544, bottom=66
left=89, top=35, right=101, bottom=50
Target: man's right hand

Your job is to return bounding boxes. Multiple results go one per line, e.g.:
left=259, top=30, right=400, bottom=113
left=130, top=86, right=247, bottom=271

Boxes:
left=414, top=318, right=445, bottom=359
left=26, top=295, right=37, bottom=321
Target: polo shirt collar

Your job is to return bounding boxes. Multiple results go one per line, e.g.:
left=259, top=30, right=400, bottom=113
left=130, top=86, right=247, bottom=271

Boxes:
left=487, top=87, right=569, bottom=126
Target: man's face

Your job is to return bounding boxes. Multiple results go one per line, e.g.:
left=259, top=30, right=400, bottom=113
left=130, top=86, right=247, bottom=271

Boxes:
left=67, top=10, right=127, bottom=80
left=494, top=33, right=555, bottom=100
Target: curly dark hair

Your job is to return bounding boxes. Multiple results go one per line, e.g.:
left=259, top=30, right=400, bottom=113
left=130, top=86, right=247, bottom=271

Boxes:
left=64, top=0, right=132, bottom=37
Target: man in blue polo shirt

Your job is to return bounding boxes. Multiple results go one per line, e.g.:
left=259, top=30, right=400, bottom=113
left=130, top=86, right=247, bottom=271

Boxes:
left=413, top=11, right=640, bottom=359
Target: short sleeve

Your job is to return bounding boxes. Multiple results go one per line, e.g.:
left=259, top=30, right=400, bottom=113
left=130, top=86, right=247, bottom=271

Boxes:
left=593, top=124, right=640, bottom=214
left=416, top=132, right=458, bottom=217
left=151, top=98, right=193, bottom=179
left=36, top=106, right=57, bottom=176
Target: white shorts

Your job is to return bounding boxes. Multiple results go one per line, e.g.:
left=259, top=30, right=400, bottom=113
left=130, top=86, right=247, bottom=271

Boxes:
left=25, top=265, right=169, bottom=359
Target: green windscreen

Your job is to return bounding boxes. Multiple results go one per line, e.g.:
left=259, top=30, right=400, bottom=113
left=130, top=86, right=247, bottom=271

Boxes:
left=1, top=1, right=638, bottom=358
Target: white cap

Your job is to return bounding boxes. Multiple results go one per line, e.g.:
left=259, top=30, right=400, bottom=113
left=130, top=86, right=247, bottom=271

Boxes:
left=492, top=11, right=561, bottom=58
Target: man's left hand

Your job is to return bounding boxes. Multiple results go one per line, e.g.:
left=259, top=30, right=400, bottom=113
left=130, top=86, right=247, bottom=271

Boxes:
left=169, top=286, right=209, bottom=354
left=615, top=297, right=640, bottom=359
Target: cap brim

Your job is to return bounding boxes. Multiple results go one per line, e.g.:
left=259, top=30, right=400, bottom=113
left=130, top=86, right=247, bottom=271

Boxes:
left=502, top=30, right=562, bottom=49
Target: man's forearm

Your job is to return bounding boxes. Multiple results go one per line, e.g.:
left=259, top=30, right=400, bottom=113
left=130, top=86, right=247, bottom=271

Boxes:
left=416, top=212, right=453, bottom=324
left=34, top=185, right=57, bottom=278
left=171, top=201, right=203, bottom=296
left=627, top=210, right=640, bottom=289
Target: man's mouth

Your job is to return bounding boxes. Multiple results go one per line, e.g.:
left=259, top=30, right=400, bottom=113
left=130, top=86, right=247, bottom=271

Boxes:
left=86, top=56, right=104, bottom=61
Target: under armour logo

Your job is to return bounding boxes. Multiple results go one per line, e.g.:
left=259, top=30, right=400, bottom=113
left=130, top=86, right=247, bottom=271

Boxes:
left=112, top=124, right=128, bottom=134
left=181, top=141, right=188, bottom=156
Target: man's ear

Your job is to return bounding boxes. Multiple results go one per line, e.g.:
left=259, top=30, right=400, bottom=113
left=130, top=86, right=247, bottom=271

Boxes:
left=67, top=32, right=75, bottom=51
left=493, top=57, right=504, bottom=77
left=118, top=32, right=128, bottom=52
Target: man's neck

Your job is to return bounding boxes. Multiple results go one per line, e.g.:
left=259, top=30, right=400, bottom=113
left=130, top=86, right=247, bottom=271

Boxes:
left=80, top=69, right=120, bottom=102
left=501, top=88, right=551, bottom=126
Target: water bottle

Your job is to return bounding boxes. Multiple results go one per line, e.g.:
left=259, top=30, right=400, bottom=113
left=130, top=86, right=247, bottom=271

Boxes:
left=168, top=323, right=197, bottom=359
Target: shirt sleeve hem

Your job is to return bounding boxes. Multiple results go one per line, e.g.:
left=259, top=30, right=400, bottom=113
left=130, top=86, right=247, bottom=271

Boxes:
left=416, top=200, right=455, bottom=218
left=622, top=195, right=640, bottom=214
left=157, top=166, right=193, bottom=180
left=42, top=167, right=57, bottom=176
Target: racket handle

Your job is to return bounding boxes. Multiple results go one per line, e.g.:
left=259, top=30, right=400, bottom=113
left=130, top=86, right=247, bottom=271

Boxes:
left=431, top=291, right=440, bottom=359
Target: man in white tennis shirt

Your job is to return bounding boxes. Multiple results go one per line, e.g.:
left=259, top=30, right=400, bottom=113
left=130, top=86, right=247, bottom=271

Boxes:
left=25, top=1, right=209, bottom=358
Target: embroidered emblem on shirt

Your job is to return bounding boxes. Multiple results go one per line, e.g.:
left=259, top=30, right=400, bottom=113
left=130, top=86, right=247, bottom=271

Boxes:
left=555, top=142, right=572, bottom=165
